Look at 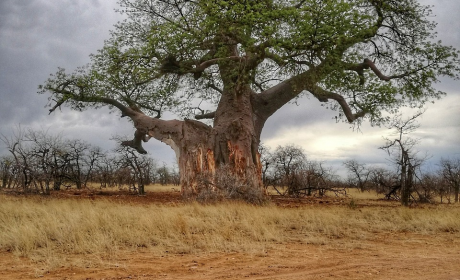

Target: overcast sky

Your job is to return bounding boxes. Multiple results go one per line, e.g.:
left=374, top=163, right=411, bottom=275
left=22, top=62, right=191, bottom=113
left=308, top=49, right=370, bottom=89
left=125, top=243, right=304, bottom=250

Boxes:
left=1, top=0, right=459, bottom=176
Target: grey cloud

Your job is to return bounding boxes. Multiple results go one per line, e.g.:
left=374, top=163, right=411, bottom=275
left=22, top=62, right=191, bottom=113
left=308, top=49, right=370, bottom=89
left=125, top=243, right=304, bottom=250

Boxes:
left=261, top=95, right=341, bottom=141
left=0, top=0, right=122, bottom=148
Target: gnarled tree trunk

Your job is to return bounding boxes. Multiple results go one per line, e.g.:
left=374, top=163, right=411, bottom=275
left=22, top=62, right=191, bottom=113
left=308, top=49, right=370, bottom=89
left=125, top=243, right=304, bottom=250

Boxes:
left=122, top=86, right=264, bottom=198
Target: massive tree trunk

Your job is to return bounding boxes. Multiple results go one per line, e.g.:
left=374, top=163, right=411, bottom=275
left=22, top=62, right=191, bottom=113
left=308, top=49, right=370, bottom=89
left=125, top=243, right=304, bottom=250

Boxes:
left=122, top=85, right=264, bottom=199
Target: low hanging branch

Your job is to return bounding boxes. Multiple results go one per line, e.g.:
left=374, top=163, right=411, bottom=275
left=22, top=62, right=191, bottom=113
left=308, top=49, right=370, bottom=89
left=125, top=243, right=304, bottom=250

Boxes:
left=121, top=129, right=150, bottom=154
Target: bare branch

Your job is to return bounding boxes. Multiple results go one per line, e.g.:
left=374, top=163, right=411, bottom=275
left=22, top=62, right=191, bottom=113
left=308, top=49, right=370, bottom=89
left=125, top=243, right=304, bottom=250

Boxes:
left=293, top=0, right=308, bottom=9
left=207, top=83, right=223, bottom=94
left=195, top=111, right=216, bottom=120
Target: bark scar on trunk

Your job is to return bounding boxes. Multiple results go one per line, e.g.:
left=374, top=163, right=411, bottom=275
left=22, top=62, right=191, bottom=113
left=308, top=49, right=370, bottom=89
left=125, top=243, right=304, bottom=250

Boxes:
left=227, top=141, right=246, bottom=175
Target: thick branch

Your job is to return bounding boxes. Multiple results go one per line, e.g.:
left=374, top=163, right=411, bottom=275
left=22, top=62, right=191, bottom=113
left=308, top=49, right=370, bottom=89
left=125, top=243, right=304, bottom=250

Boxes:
left=48, top=86, right=133, bottom=117
left=47, top=85, right=187, bottom=155
left=256, top=68, right=315, bottom=121
left=207, top=83, right=223, bottom=94
left=365, top=58, right=391, bottom=81
left=345, top=59, right=391, bottom=85
left=125, top=113, right=184, bottom=155
left=48, top=98, right=66, bottom=114
left=121, top=129, right=150, bottom=154
left=195, top=111, right=216, bottom=120
left=346, top=58, right=428, bottom=85
left=307, top=85, right=366, bottom=123
left=255, top=67, right=366, bottom=125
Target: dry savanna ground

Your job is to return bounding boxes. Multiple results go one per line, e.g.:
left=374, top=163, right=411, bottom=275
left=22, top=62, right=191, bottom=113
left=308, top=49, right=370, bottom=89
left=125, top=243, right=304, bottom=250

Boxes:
left=0, top=185, right=459, bottom=280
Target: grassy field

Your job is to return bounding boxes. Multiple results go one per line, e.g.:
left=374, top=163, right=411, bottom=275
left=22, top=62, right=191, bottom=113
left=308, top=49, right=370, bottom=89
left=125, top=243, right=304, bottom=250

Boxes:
left=1, top=188, right=459, bottom=271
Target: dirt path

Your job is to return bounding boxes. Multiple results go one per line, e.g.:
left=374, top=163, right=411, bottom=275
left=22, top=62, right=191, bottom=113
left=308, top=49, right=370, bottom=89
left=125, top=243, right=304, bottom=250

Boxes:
left=1, top=232, right=459, bottom=280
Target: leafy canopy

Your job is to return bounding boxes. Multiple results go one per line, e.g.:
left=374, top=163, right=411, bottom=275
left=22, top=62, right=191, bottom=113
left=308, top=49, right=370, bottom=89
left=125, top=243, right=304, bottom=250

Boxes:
left=41, top=0, right=459, bottom=125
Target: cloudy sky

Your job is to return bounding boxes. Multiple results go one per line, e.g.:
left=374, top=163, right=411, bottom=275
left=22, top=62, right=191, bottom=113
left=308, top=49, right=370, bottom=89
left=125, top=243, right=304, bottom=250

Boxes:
left=1, top=0, right=459, bottom=176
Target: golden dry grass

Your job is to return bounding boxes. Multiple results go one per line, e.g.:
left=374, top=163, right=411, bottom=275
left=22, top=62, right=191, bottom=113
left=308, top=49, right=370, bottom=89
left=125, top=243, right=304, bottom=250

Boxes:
left=0, top=192, right=459, bottom=269
left=345, top=188, right=382, bottom=200
left=143, top=183, right=181, bottom=192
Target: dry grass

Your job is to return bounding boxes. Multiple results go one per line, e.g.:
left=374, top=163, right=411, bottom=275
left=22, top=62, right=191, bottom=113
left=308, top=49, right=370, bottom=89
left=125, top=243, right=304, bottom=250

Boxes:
left=144, top=184, right=181, bottom=192
left=0, top=193, right=459, bottom=269
left=345, top=188, right=382, bottom=200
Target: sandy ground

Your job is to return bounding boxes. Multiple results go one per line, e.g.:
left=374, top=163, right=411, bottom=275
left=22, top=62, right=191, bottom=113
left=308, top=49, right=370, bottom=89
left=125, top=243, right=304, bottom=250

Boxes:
left=1, top=190, right=459, bottom=280
left=1, top=233, right=459, bottom=280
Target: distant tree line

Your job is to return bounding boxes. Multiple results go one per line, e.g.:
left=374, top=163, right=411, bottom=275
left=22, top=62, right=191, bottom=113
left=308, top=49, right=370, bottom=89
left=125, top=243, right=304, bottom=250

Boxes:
left=343, top=157, right=460, bottom=204
left=259, top=144, right=345, bottom=197
left=2, top=125, right=458, bottom=205
left=0, top=128, right=179, bottom=195
left=258, top=142, right=459, bottom=204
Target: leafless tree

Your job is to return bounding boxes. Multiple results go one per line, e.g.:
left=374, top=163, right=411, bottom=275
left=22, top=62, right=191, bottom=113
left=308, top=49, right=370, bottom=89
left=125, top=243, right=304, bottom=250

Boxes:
left=65, top=139, right=91, bottom=189
left=1, top=127, right=170, bottom=195
left=380, top=111, right=426, bottom=206
left=115, top=142, right=156, bottom=195
left=263, top=144, right=338, bottom=197
left=270, top=144, right=307, bottom=196
left=1, top=127, right=36, bottom=192
left=94, top=154, right=117, bottom=188
left=416, top=172, right=442, bottom=203
left=368, top=167, right=400, bottom=200
left=343, top=160, right=402, bottom=199
left=343, top=159, right=373, bottom=192
left=258, top=143, right=274, bottom=189
left=82, top=146, right=105, bottom=188
left=0, top=156, right=14, bottom=189
left=439, top=157, right=460, bottom=203
left=24, top=129, right=66, bottom=194
left=296, top=161, right=339, bottom=197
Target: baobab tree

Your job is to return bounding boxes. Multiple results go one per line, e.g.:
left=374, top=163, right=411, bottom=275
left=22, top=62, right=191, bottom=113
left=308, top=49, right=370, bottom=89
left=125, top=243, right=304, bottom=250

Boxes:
left=40, top=0, right=459, bottom=198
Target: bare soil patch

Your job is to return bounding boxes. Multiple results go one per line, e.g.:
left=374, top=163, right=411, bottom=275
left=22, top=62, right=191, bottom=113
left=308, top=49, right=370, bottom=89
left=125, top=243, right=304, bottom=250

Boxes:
left=1, top=233, right=459, bottom=280
left=0, top=188, right=395, bottom=207
left=1, top=190, right=459, bottom=280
